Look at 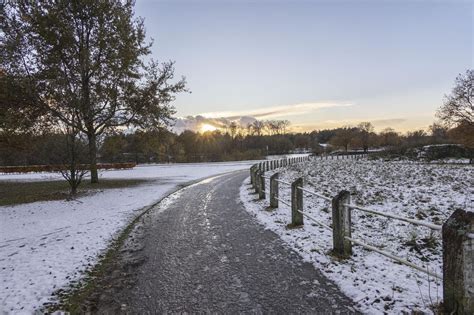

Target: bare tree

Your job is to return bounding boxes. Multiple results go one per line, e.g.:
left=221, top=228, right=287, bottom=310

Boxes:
left=51, top=109, right=89, bottom=196
left=279, top=120, right=291, bottom=134
left=60, top=129, right=88, bottom=196
left=428, top=123, right=448, bottom=143
left=356, top=122, right=375, bottom=152
left=329, top=127, right=354, bottom=152
left=437, top=69, right=473, bottom=127
left=379, top=128, right=400, bottom=147
left=251, top=120, right=266, bottom=136
left=229, top=122, right=238, bottom=139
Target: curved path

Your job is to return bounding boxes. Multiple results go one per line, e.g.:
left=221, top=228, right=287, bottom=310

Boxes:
left=93, top=170, right=357, bottom=314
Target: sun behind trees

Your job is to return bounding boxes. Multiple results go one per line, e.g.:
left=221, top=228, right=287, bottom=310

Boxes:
left=0, top=0, right=187, bottom=188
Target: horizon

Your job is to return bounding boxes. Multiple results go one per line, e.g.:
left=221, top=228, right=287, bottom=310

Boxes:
left=136, top=0, right=473, bottom=133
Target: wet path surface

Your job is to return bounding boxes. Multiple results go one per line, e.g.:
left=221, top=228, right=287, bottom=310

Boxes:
left=95, top=171, right=357, bottom=314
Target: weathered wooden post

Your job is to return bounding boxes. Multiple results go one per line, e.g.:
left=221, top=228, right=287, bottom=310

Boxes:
left=258, top=171, right=266, bottom=199
left=270, top=172, right=279, bottom=208
left=290, top=177, right=304, bottom=227
left=254, top=170, right=261, bottom=194
left=443, top=209, right=474, bottom=314
left=332, top=190, right=352, bottom=257
left=250, top=165, right=257, bottom=187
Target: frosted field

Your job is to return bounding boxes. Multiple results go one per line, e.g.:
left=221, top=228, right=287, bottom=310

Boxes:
left=241, top=158, right=473, bottom=314
left=0, top=161, right=256, bottom=313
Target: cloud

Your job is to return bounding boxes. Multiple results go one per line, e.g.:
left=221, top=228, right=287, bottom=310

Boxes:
left=172, top=101, right=353, bottom=133
left=199, top=102, right=353, bottom=120
left=370, top=118, right=407, bottom=126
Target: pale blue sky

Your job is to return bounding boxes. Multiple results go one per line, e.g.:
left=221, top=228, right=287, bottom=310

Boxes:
left=136, top=0, right=473, bottom=132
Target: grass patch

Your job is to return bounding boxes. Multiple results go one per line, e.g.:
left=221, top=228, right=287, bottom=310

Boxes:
left=0, top=179, right=149, bottom=206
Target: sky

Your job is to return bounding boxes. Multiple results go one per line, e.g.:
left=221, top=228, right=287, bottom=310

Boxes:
left=135, top=0, right=473, bottom=133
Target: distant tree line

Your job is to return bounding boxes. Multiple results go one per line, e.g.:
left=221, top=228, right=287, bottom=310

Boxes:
left=1, top=118, right=471, bottom=166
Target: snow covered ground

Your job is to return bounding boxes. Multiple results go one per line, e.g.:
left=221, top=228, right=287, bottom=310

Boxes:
left=0, top=161, right=255, bottom=313
left=240, top=158, right=473, bottom=314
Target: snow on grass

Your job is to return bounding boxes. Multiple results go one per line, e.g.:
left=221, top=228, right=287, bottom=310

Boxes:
left=240, top=158, right=473, bottom=314
left=0, top=161, right=254, bottom=313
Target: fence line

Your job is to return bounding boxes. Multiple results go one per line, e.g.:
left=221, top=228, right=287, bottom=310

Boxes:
left=249, top=155, right=473, bottom=313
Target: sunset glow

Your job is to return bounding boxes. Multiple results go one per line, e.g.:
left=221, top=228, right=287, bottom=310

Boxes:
left=200, top=123, right=218, bottom=133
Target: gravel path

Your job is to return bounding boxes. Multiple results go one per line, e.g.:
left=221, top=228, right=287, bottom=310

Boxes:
left=93, top=170, right=357, bottom=314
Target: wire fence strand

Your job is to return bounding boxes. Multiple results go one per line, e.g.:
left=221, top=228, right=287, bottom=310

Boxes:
left=297, top=210, right=332, bottom=230
left=345, top=236, right=442, bottom=280
left=297, top=186, right=332, bottom=202
left=343, top=203, right=442, bottom=230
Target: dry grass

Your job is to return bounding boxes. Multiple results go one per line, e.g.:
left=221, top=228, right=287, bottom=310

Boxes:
left=0, top=179, right=149, bottom=206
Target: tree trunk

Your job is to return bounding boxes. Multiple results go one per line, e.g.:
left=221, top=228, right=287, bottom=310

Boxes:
left=87, top=133, right=99, bottom=184
left=70, top=182, right=77, bottom=195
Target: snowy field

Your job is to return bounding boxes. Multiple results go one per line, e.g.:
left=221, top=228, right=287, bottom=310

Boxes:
left=240, top=158, right=473, bottom=314
left=0, top=161, right=256, bottom=313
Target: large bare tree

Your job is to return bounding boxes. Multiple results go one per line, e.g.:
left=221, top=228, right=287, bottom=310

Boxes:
left=1, top=0, right=187, bottom=183
left=437, top=69, right=473, bottom=127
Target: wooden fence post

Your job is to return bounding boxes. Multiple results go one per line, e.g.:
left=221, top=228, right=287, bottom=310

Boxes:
left=258, top=171, right=266, bottom=199
left=254, top=170, right=261, bottom=194
left=443, top=209, right=474, bottom=314
left=290, top=177, right=304, bottom=227
left=332, top=190, right=352, bottom=257
left=270, top=172, right=279, bottom=208
left=250, top=165, right=257, bottom=187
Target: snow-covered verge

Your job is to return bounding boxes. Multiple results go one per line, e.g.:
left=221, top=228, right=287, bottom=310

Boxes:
left=0, top=161, right=254, bottom=313
left=240, top=159, right=473, bottom=314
